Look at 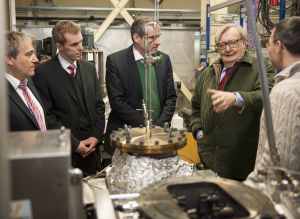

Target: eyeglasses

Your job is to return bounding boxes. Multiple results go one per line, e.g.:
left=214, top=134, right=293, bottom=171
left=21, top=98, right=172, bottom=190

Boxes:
left=145, top=34, right=161, bottom=43
left=216, top=38, right=242, bottom=50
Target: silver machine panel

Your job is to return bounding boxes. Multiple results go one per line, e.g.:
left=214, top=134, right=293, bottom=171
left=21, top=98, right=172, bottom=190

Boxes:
left=9, top=129, right=72, bottom=219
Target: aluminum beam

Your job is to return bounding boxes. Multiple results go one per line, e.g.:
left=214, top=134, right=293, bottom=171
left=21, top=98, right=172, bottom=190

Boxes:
left=111, top=0, right=134, bottom=26
left=94, top=0, right=129, bottom=41
left=0, top=1, right=10, bottom=219
left=210, top=0, right=244, bottom=12
left=16, top=6, right=200, bottom=14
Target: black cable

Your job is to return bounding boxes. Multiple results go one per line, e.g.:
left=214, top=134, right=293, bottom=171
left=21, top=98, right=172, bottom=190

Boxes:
left=291, top=0, right=300, bottom=16
left=256, top=0, right=272, bottom=37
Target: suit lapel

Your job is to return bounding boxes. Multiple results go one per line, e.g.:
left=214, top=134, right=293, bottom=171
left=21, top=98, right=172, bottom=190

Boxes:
left=77, top=60, right=91, bottom=116
left=126, top=46, right=143, bottom=99
left=51, top=56, right=78, bottom=102
left=8, top=82, right=40, bottom=129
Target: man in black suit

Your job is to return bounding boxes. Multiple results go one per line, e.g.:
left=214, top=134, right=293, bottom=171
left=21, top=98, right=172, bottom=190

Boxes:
left=33, top=21, right=105, bottom=176
left=105, top=17, right=177, bottom=155
left=5, top=31, right=46, bottom=132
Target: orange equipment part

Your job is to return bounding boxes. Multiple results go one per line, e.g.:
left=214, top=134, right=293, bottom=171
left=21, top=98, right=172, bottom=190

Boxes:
left=178, top=132, right=200, bottom=164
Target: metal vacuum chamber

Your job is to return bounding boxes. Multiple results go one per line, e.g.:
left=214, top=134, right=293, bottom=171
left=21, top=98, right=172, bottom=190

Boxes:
left=9, top=129, right=84, bottom=219
left=106, top=123, right=193, bottom=194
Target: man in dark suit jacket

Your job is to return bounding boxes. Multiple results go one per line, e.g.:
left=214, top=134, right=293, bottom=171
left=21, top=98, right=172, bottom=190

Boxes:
left=5, top=31, right=46, bottom=132
left=105, top=17, right=177, bottom=155
left=33, top=21, right=105, bottom=176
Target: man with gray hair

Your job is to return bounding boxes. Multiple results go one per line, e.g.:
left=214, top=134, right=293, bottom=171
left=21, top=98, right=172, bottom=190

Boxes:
left=190, top=24, right=274, bottom=181
left=105, top=16, right=177, bottom=155
left=250, top=17, right=300, bottom=181
left=5, top=31, right=46, bottom=132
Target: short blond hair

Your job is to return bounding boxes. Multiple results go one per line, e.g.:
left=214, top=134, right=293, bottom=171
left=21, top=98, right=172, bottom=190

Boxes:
left=6, top=31, right=35, bottom=59
left=215, top=24, right=247, bottom=44
left=52, top=21, right=81, bottom=45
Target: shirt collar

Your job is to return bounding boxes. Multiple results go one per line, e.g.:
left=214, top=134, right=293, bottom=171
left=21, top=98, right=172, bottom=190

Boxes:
left=133, top=46, right=144, bottom=62
left=275, top=61, right=300, bottom=84
left=221, top=66, right=231, bottom=73
left=58, top=53, right=77, bottom=70
left=5, top=73, right=28, bottom=90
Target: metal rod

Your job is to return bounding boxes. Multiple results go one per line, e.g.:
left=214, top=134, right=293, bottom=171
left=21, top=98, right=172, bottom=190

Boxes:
left=110, top=193, right=140, bottom=200
left=16, top=6, right=200, bottom=14
left=15, top=17, right=201, bottom=24
left=205, top=3, right=210, bottom=66
left=245, top=0, right=280, bottom=165
left=144, top=24, right=151, bottom=128
left=154, top=0, right=160, bottom=25
left=0, top=1, right=10, bottom=219
left=9, top=0, right=16, bottom=30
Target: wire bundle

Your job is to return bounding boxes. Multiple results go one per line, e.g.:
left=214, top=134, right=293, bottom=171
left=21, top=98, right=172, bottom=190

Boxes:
left=290, top=0, right=300, bottom=15
left=256, top=0, right=300, bottom=36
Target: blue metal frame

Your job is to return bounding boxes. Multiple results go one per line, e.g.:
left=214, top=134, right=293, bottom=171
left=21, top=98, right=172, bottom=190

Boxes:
left=279, top=0, right=285, bottom=20
left=240, top=5, right=244, bottom=26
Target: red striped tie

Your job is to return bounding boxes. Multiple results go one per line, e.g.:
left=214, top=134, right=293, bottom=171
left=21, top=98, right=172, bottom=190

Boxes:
left=218, top=67, right=232, bottom=90
left=68, top=65, right=75, bottom=77
left=19, top=81, right=46, bottom=131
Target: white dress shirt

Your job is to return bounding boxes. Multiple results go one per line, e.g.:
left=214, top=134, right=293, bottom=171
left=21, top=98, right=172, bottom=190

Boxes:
left=58, top=53, right=77, bottom=76
left=6, top=73, right=46, bottom=130
left=133, top=46, right=144, bottom=62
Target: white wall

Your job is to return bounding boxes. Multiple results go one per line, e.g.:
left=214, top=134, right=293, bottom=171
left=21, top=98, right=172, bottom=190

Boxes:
left=97, top=27, right=196, bottom=89
left=22, top=26, right=198, bottom=90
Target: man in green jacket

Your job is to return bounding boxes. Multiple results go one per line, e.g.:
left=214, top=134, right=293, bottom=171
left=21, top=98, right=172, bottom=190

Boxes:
left=190, top=24, right=274, bottom=181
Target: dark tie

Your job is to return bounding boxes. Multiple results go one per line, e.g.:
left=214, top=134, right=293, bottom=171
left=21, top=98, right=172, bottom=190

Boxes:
left=68, top=65, right=75, bottom=77
left=19, top=81, right=46, bottom=131
left=218, top=67, right=232, bottom=90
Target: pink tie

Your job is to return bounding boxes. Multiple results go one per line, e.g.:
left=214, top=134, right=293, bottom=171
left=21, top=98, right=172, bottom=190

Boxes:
left=218, top=67, right=232, bottom=90
left=19, top=81, right=46, bottom=131
left=68, top=65, right=75, bottom=77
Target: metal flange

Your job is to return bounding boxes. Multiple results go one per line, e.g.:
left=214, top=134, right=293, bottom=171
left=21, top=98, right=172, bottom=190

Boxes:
left=110, top=125, right=187, bottom=155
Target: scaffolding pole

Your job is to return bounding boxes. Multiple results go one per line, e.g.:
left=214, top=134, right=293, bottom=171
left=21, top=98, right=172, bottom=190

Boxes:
left=0, top=1, right=10, bottom=219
